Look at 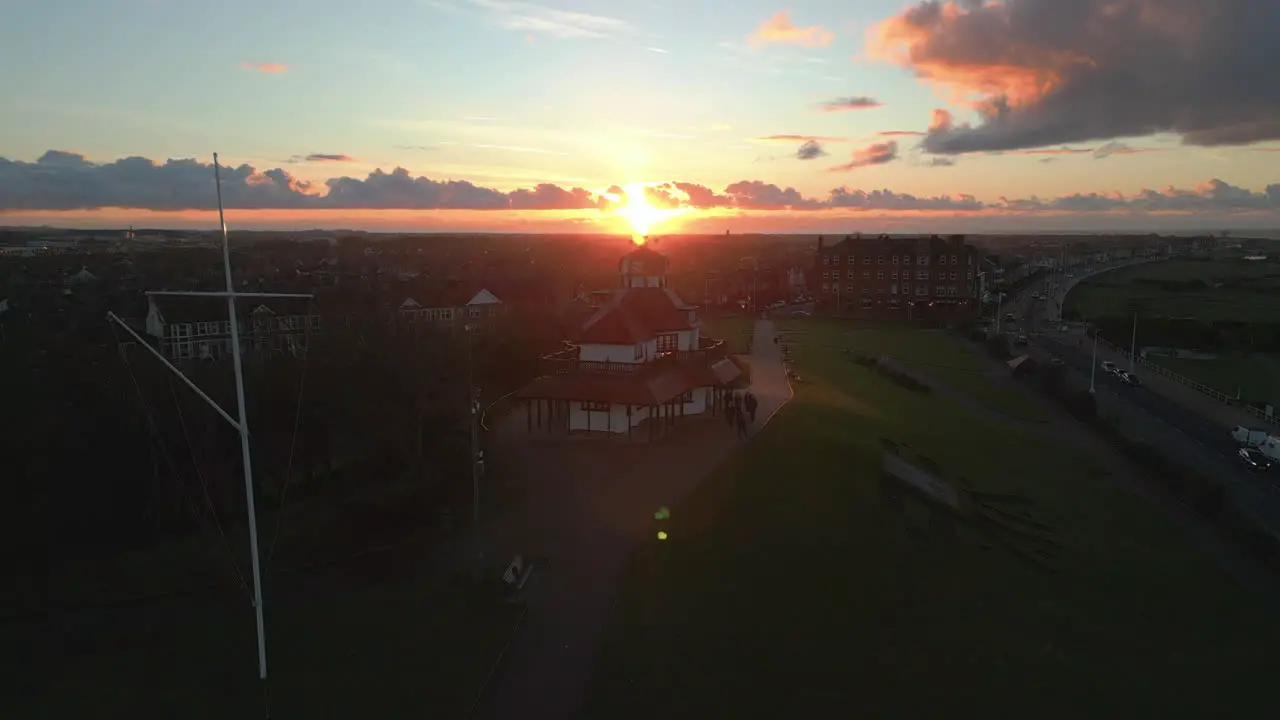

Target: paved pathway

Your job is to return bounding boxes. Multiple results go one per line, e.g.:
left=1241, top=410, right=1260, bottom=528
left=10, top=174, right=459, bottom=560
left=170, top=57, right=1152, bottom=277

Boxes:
left=469, top=319, right=791, bottom=720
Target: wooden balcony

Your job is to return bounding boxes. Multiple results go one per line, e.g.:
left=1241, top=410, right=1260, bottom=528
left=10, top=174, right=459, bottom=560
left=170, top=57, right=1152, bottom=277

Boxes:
left=540, top=337, right=728, bottom=376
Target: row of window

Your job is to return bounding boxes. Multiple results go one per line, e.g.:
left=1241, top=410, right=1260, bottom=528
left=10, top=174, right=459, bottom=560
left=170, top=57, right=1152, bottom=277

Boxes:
left=822, top=269, right=974, bottom=281
left=821, top=253, right=972, bottom=266
left=821, top=283, right=965, bottom=296
left=172, top=316, right=321, bottom=337
left=167, top=334, right=308, bottom=360
left=400, top=306, right=501, bottom=323
left=580, top=389, right=695, bottom=412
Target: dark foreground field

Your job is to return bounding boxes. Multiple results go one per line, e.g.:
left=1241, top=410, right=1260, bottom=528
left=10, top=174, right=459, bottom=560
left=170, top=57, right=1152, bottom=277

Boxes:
left=5, top=546, right=522, bottom=719
left=584, top=321, right=1280, bottom=719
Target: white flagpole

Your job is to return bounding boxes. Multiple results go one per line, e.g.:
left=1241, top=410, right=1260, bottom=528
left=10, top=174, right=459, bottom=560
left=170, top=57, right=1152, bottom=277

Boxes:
left=214, top=153, right=271, bottom=690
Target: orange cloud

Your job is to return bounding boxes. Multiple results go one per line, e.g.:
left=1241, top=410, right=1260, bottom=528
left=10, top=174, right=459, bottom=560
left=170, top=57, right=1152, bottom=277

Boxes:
left=748, top=11, right=834, bottom=48
left=878, top=130, right=924, bottom=137
left=752, top=134, right=851, bottom=143
left=238, top=62, right=289, bottom=73
left=868, top=2, right=1093, bottom=109
left=829, top=141, right=899, bottom=172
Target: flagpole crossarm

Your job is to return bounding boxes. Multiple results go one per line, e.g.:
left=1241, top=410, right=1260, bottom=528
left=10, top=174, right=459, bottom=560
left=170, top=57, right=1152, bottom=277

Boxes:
left=145, top=290, right=315, bottom=300
left=105, top=311, right=244, bottom=433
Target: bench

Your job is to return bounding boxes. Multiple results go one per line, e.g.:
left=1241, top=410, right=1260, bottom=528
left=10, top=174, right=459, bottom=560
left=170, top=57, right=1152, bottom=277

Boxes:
left=502, top=554, right=535, bottom=591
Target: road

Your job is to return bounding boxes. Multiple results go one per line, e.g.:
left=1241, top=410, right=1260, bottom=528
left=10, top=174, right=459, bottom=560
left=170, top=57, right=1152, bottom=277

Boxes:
left=1000, top=264, right=1280, bottom=537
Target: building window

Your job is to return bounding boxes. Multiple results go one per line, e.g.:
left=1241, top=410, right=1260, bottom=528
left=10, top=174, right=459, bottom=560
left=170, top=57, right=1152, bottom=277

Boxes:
left=877, top=271, right=885, bottom=280
left=582, top=401, right=609, bottom=412
left=845, top=284, right=854, bottom=294
left=902, top=283, right=910, bottom=295
left=877, top=255, right=885, bottom=265
left=917, top=270, right=928, bottom=280
left=862, top=270, right=870, bottom=279
left=862, top=255, right=871, bottom=264
left=891, top=270, right=898, bottom=280
left=679, top=390, right=693, bottom=403
left=951, top=255, right=958, bottom=264
left=847, top=269, right=855, bottom=280
left=916, top=285, right=928, bottom=296
left=822, top=282, right=830, bottom=293
left=656, top=333, right=678, bottom=352
left=470, top=307, right=482, bottom=318
left=891, top=283, right=899, bottom=295
left=822, top=256, right=830, bottom=265
left=440, top=308, right=454, bottom=321
left=876, top=286, right=885, bottom=294
left=967, top=271, right=973, bottom=280
left=860, top=298, right=873, bottom=307
left=892, top=255, right=899, bottom=265
left=919, top=255, right=929, bottom=265
left=822, top=270, right=830, bottom=279
left=861, top=286, right=871, bottom=294
left=950, top=272, right=957, bottom=280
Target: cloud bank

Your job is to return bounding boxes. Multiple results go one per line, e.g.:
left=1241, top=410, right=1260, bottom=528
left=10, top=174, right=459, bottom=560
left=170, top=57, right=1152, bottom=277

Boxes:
left=1, top=151, right=1278, bottom=217
left=748, top=11, right=834, bottom=48
left=870, top=0, right=1280, bottom=154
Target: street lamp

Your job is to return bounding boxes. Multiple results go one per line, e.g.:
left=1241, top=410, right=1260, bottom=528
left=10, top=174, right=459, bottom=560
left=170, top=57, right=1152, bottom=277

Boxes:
left=1089, top=329, right=1099, bottom=394
left=465, top=323, right=483, bottom=563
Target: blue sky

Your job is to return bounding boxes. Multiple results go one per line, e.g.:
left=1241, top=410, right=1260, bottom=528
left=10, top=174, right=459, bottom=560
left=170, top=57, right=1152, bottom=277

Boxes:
left=2, top=0, right=1278, bottom=231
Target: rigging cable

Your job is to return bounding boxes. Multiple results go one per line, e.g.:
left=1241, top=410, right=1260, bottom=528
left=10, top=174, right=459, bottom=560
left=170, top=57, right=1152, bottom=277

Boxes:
left=110, top=321, right=251, bottom=600
left=166, top=370, right=251, bottom=597
left=266, top=297, right=314, bottom=568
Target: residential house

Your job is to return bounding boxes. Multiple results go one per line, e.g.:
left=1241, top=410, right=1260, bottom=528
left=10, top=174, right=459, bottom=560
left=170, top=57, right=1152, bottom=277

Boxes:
left=144, top=294, right=320, bottom=361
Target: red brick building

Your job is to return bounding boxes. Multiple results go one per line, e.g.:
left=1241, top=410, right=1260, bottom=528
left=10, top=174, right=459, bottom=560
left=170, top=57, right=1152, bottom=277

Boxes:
left=812, top=234, right=980, bottom=322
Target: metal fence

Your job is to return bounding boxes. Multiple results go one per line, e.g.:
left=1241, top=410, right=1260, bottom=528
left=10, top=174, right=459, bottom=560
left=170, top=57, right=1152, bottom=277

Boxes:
left=1096, top=335, right=1279, bottom=428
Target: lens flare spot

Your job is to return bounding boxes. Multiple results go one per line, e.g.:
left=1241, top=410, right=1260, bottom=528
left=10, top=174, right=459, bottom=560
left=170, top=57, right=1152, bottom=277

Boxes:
left=657, top=531, right=668, bottom=540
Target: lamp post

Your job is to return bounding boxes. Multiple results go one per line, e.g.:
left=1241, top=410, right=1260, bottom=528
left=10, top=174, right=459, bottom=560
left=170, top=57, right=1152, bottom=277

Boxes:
left=1129, top=311, right=1138, bottom=374
left=465, top=323, right=483, bottom=563
left=1089, top=330, right=1099, bottom=394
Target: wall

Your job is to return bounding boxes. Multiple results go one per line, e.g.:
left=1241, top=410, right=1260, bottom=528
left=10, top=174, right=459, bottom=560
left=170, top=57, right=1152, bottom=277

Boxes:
left=579, top=341, right=651, bottom=363
left=565, top=388, right=713, bottom=434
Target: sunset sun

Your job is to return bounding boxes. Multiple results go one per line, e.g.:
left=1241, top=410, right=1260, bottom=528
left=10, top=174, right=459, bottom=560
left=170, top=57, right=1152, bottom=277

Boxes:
left=613, top=182, right=688, bottom=243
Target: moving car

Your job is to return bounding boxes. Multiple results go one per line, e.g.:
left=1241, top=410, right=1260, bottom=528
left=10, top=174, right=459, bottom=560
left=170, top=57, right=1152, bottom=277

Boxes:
left=1100, top=360, right=1117, bottom=374
left=1049, top=356, right=1065, bottom=368
left=1238, top=447, right=1274, bottom=472
left=1118, top=371, right=1142, bottom=387
left=1014, top=335, right=1029, bottom=347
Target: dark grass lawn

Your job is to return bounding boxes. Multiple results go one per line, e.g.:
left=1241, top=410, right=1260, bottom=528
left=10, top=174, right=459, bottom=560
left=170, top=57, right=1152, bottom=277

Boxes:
left=583, top=323, right=1280, bottom=719
left=1149, top=354, right=1280, bottom=407
left=701, top=313, right=755, bottom=354
left=1066, top=260, right=1280, bottom=323
left=6, top=556, right=522, bottom=720
left=782, top=318, right=1048, bottom=422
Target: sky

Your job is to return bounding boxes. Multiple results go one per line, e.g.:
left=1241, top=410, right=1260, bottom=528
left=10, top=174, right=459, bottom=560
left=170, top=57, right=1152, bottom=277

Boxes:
left=2, top=0, right=1280, bottom=234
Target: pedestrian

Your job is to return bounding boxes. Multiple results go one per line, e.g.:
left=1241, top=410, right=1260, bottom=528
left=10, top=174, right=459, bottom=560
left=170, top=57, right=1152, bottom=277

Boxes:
left=734, top=406, right=749, bottom=439
left=745, top=392, right=758, bottom=423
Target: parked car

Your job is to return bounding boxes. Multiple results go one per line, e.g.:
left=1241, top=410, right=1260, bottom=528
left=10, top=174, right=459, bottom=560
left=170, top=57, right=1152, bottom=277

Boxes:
left=1231, top=426, right=1270, bottom=448
left=1014, top=335, right=1029, bottom=347
left=1238, top=447, right=1275, bottom=472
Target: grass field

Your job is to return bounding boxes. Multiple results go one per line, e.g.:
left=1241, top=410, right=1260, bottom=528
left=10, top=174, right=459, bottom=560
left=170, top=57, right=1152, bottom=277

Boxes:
left=583, top=321, right=1280, bottom=719
left=1148, top=353, right=1280, bottom=407
left=701, top=312, right=756, bottom=354
left=6, top=555, right=523, bottom=719
left=1066, top=258, right=1280, bottom=322
left=784, top=319, right=1048, bottom=423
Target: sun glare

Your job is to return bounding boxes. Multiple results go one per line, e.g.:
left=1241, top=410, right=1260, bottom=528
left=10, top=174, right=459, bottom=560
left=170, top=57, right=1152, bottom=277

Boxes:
left=613, top=182, right=688, bottom=244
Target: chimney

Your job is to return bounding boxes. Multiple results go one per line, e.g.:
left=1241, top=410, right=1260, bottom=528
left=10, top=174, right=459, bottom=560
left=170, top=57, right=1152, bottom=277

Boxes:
left=817, top=235, right=825, bottom=250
